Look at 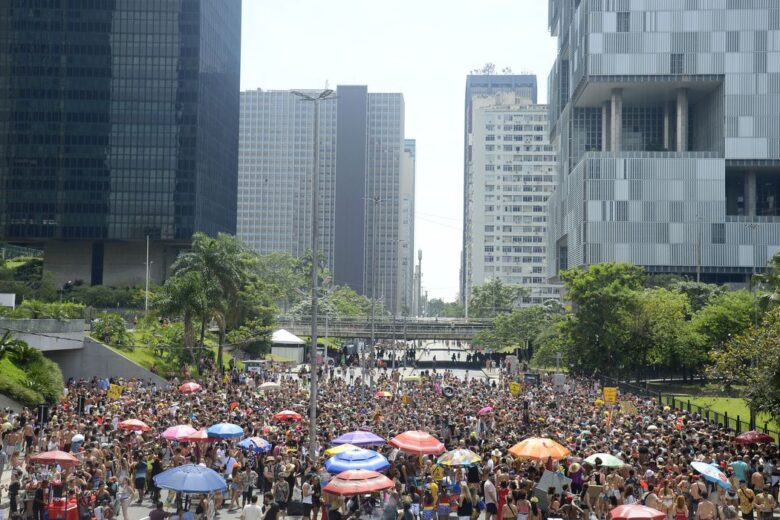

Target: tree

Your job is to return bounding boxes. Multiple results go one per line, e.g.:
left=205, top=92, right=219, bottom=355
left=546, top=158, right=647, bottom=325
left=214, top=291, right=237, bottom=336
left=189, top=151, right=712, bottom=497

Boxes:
left=153, top=270, right=211, bottom=357
left=468, top=278, right=528, bottom=319
left=689, top=290, right=753, bottom=358
left=671, top=280, right=726, bottom=312
left=0, top=330, right=27, bottom=361
left=474, top=303, right=564, bottom=357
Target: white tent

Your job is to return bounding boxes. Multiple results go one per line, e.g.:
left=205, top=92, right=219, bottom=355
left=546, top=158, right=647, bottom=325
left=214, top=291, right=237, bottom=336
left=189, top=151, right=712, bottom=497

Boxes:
left=271, top=329, right=306, bottom=363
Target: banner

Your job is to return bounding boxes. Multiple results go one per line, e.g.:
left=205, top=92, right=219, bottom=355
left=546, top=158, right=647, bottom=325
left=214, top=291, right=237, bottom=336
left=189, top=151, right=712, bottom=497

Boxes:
left=509, top=382, right=522, bottom=395
left=619, top=400, right=637, bottom=415
left=603, top=387, right=618, bottom=404
left=107, top=384, right=122, bottom=401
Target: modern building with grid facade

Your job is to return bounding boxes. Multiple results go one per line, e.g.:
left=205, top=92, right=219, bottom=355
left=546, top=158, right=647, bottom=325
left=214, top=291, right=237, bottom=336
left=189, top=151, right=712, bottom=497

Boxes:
left=547, top=0, right=780, bottom=282
left=398, top=139, right=416, bottom=315
left=460, top=74, right=538, bottom=303
left=0, top=0, right=242, bottom=287
left=238, top=86, right=410, bottom=315
left=464, top=91, right=562, bottom=308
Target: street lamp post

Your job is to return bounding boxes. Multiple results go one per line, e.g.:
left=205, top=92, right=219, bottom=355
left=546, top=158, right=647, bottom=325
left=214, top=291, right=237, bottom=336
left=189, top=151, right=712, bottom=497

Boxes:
left=291, top=89, right=336, bottom=457
left=368, top=195, right=381, bottom=390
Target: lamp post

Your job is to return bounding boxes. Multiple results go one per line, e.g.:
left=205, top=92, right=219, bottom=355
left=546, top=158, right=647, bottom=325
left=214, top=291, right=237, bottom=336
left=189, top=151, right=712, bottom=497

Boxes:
left=368, top=195, right=382, bottom=390
left=291, top=89, right=336, bottom=457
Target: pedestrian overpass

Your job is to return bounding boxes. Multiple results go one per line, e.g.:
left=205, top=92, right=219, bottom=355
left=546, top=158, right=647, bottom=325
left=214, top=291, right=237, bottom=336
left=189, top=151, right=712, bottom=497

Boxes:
left=276, top=318, right=492, bottom=341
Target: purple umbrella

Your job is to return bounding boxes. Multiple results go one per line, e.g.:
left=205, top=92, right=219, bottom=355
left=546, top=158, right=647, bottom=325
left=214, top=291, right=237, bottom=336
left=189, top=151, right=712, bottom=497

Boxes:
left=331, top=430, right=386, bottom=446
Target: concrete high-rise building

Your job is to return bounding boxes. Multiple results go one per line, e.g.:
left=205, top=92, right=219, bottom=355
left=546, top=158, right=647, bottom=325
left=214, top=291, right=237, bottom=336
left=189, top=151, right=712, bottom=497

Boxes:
left=461, top=74, right=538, bottom=303
left=238, top=86, right=410, bottom=314
left=547, top=1, right=780, bottom=282
left=0, top=1, right=242, bottom=286
left=398, top=140, right=416, bottom=315
left=464, top=91, right=562, bottom=308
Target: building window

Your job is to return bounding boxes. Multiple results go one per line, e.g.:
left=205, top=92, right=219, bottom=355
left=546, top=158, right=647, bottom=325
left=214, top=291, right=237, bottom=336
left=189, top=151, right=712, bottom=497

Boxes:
left=617, top=12, right=630, bottom=32
left=670, top=53, right=684, bottom=74
left=712, top=223, right=725, bottom=245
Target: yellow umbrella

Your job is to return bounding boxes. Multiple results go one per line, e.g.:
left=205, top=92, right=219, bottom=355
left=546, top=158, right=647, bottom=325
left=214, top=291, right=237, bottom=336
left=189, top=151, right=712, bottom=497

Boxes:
left=403, top=375, right=421, bottom=382
left=324, top=443, right=360, bottom=457
left=508, top=437, right=570, bottom=461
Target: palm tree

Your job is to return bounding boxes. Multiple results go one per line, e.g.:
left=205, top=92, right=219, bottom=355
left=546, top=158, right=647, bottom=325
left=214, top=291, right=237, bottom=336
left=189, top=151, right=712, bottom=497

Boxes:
left=0, top=330, right=27, bottom=361
left=153, top=270, right=211, bottom=360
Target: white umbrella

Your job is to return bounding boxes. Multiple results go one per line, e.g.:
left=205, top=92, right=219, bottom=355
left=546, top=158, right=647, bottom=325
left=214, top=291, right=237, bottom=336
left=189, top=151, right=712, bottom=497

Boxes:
left=260, top=382, right=281, bottom=391
left=71, top=434, right=85, bottom=443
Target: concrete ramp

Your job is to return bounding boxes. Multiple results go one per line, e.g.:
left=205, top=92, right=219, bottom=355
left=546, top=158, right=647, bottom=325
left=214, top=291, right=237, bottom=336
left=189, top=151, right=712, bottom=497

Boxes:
left=44, top=338, right=169, bottom=387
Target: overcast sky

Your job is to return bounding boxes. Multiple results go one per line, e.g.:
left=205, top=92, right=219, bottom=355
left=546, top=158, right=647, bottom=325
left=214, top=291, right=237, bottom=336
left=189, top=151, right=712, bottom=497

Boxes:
left=240, top=0, right=558, bottom=301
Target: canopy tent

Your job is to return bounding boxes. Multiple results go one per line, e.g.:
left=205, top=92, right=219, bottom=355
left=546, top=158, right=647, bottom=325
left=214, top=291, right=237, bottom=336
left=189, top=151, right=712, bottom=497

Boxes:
left=271, top=329, right=307, bottom=364
left=272, top=329, right=305, bottom=345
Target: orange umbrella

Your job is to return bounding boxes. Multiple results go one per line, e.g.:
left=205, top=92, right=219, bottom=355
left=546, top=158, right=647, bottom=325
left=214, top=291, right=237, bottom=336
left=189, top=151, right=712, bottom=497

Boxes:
left=118, top=419, right=151, bottom=432
left=323, top=469, right=394, bottom=496
left=273, top=410, right=303, bottom=421
left=508, top=437, right=570, bottom=461
left=30, top=450, right=80, bottom=468
left=389, top=431, right=445, bottom=455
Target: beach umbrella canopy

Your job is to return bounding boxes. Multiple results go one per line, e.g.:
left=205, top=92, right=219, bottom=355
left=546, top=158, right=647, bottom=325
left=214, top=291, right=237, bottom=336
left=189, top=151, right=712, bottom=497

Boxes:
left=161, top=425, right=198, bottom=441
left=260, top=382, right=281, bottom=391
left=402, top=375, right=421, bottom=382
left=179, top=382, right=202, bottom=394
left=237, top=437, right=272, bottom=453
left=325, top=448, right=390, bottom=474
left=508, top=437, right=570, bottom=461
left=735, top=431, right=774, bottom=444
left=691, top=461, right=731, bottom=490
left=118, top=419, right=151, bottom=432
left=609, top=505, right=665, bottom=520
left=389, top=431, right=445, bottom=455
left=374, top=391, right=392, bottom=398
left=584, top=453, right=624, bottom=468
left=478, top=406, right=494, bottom=416
left=71, top=434, right=85, bottom=443
left=437, top=449, right=482, bottom=467
left=30, top=450, right=80, bottom=468
left=325, top=444, right=360, bottom=457
left=153, top=464, right=227, bottom=493
left=181, top=429, right=217, bottom=443
left=323, top=470, right=394, bottom=496
left=331, top=430, right=385, bottom=446
left=273, top=410, right=303, bottom=421
left=206, top=423, right=244, bottom=439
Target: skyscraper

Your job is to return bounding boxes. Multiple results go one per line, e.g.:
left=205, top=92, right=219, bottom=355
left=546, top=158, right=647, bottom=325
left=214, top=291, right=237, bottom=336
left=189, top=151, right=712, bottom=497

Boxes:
left=399, top=139, right=416, bottom=315
left=0, top=1, right=242, bottom=287
left=463, top=90, right=561, bottom=309
left=461, top=74, right=538, bottom=303
left=547, top=1, right=780, bottom=282
left=238, top=86, right=410, bottom=315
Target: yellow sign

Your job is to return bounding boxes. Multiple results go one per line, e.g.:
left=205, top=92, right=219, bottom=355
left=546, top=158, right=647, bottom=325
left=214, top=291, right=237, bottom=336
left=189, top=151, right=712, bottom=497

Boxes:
left=620, top=400, right=637, bottom=415
left=509, top=382, right=522, bottom=395
left=603, top=387, right=618, bottom=404
left=401, top=394, right=410, bottom=405
left=107, top=384, right=122, bottom=401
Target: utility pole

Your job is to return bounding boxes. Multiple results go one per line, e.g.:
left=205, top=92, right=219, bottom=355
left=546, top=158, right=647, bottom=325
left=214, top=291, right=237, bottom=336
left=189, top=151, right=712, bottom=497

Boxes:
left=145, top=235, right=150, bottom=316
left=368, top=195, right=382, bottom=389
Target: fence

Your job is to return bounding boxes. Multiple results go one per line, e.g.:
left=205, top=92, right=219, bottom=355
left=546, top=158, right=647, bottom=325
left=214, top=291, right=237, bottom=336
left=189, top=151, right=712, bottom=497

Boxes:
left=601, top=376, right=780, bottom=443
left=1, top=244, right=42, bottom=260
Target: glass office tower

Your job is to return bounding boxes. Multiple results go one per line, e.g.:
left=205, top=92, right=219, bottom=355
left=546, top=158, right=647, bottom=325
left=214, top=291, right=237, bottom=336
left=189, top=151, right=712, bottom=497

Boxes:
left=0, top=0, right=241, bottom=286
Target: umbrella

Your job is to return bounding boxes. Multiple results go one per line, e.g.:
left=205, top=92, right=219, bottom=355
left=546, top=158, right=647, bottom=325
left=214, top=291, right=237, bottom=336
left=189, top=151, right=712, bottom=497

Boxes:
left=181, top=429, right=217, bottom=443
left=331, top=430, right=385, bottom=446
left=260, top=382, right=281, bottom=391
left=478, top=406, right=493, bottom=416
left=153, top=464, right=227, bottom=493
left=71, top=434, right=85, bottom=443
left=161, top=425, right=198, bottom=441
left=325, top=448, right=390, bottom=474
left=508, top=437, right=570, bottom=461
left=179, top=382, right=202, bottom=394
left=30, top=450, right=80, bottom=468
left=206, top=423, right=244, bottom=439
left=237, top=437, right=272, bottom=453
left=402, top=375, right=421, bottom=382
left=323, top=469, right=394, bottom=496
left=118, top=419, right=151, bottom=432
left=325, top=444, right=360, bottom=457
left=273, top=410, right=303, bottom=421
left=389, top=431, right=445, bottom=455
left=609, top=505, right=665, bottom=520
left=584, top=453, right=624, bottom=468
left=691, top=461, right=731, bottom=490
left=437, top=449, right=482, bottom=467
left=735, top=431, right=774, bottom=444
left=535, top=469, right=572, bottom=495
left=374, top=391, right=393, bottom=398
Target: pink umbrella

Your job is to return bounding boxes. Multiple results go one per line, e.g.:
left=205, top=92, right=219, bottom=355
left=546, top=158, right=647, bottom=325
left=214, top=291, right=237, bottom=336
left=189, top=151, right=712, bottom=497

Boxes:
left=161, top=425, right=198, bottom=440
left=478, top=406, right=494, bottom=415
left=179, top=382, right=202, bottom=394
left=118, top=419, right=151, bottom=432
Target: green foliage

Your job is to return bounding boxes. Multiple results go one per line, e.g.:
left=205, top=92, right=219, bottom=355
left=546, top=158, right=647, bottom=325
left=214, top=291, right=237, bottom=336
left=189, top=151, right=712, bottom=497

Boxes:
left=328, top=286, right=372, bottom=317
left=0, top=332, right=63, bottom=406
left=474, top=303, right=564, bottom=355
left=670, top=281, right=727, bottom=312
left=26, top=357, right=64, bottom=404
left=226, top=317, right=273, bottom=358
left=90, top=312, right=133, bottom=350
left=468, top=278, right=529, bottom=319
left=426, top=299, right=464, bottom=318
left=690, top=290, right=753, bottom=354
left=0, top=300, right=85, bottom=319
left=68, top=285, right=147, bottom=309
left=531, top=320, right=569, bottom=368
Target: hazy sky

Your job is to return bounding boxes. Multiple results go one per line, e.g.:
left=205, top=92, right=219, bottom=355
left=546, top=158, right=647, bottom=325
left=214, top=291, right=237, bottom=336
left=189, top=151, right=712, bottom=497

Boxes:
left=240, top=0, right=558, bottom=301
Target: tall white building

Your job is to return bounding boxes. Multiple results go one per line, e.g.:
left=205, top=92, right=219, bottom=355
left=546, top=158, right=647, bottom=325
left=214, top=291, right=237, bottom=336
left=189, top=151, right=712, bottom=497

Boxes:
left=464, top=90, right=562, bottom=308
left=398, top=140, right=416, bottom=315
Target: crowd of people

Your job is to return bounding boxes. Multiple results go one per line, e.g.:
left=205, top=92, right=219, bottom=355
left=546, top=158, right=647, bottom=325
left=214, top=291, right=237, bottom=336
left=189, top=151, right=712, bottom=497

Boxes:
left=0, top=343, right=778, bottom=520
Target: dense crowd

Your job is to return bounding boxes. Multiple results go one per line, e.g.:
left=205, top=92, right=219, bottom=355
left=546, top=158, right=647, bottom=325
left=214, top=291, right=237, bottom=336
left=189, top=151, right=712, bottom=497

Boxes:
left=0, top=344, right=778, bottom=520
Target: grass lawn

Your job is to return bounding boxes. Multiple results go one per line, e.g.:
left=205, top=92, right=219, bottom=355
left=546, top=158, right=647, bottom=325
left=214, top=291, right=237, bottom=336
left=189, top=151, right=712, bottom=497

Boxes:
left=660, top=394, right=779, bottom=431
left=0, top=357, right=28, bottom=383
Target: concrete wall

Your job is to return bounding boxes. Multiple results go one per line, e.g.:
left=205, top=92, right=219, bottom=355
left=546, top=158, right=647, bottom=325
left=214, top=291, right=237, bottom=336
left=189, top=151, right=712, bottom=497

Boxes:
left=44, top=338, right=169, bottom=387
left=0, top=319, right=84, bottom=351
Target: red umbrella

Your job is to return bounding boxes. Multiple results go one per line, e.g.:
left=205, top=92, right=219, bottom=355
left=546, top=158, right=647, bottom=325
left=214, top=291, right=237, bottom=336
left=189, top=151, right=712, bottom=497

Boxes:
left=323, top=469, right=394, bottom=496
left=610, top=505, right=666, bottom=520
left=180, top=429, right=217, bottom=443
left=30, top=450, right=80, bottom=468
left=179, top=382, right=202, bottom=394
left=118, top=419, right=151, bottom=432
left=735, top=431, right=774, bottom=444
left=273, top=410, right=303, bottom=421
left=389, top=431, right=445, bottom=455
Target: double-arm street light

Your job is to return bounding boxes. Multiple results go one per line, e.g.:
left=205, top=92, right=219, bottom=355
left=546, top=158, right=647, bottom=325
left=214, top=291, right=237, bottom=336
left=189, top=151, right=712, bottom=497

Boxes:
left=291, top=89, right=337, bottom=457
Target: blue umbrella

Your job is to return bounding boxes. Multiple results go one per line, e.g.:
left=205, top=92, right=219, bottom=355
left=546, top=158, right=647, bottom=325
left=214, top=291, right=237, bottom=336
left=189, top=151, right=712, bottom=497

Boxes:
left=331, top=430, right=385, bottom=446
left=237, top=437, right=272, bottom=453
left=691, top=461, right=731, bottom=490
left=153, top=464, right=227, bottom=493
left=207, top=423, right=244, bottom=439
left=325, top=448, right=390, bottom=474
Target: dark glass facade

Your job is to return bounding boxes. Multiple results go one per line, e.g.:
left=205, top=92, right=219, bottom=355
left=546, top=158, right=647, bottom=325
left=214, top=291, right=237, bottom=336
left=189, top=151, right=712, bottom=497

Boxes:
left=0, top=0, right=240, bottom=246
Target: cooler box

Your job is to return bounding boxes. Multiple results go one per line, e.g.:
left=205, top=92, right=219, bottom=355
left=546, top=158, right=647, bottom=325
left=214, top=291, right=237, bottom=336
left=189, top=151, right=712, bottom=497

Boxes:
left=48, top=500, right=67, bottom=520
left=65, top=503, right=79, bottom=520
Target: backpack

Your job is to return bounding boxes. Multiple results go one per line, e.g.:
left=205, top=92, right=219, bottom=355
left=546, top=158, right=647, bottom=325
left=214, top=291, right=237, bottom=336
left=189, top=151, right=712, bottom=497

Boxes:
left=641, top=493, right=649, bottom=506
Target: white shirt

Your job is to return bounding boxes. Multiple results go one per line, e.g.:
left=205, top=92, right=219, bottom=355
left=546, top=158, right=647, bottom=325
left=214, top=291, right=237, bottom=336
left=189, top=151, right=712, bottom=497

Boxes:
left=241, top=504, right=263, bottom=520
